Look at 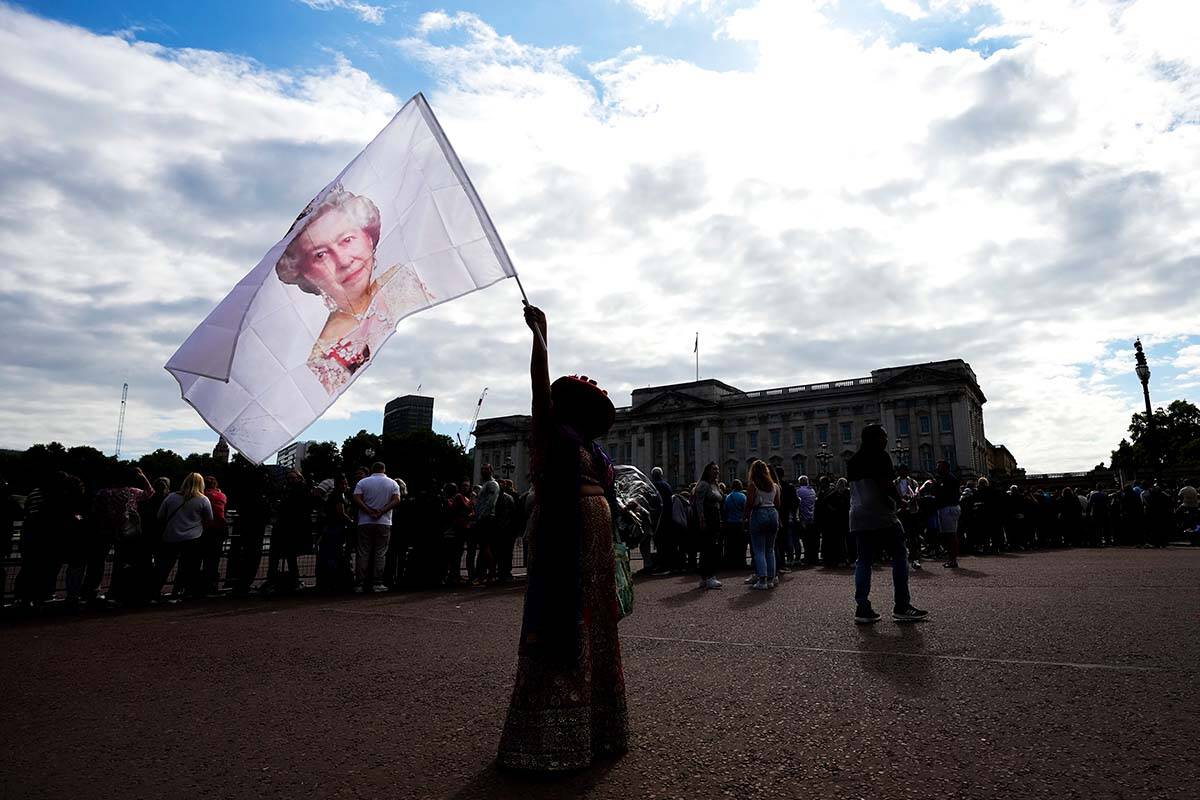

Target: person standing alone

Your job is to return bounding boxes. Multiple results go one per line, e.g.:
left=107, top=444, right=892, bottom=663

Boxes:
left=848, top=425, right=928, bottom=624
left=353, top=462, right=402, bottom=593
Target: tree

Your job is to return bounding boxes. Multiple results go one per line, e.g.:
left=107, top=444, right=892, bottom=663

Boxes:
left=137, top=449, right=187, bottom=484
left=1110, top=399, right=1200, bottom=475
left=341, top=430, right=382, bottom=473
left=380, top=430, right=472, bottom=496
left=302, top=441, right=343, bottom=482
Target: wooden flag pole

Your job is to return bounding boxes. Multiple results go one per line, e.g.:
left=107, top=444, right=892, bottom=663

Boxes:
left=514, top=272, right=548, bottom=351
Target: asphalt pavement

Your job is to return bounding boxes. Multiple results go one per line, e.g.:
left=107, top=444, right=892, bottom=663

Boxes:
left=2, top=547, right=1197, bottom=799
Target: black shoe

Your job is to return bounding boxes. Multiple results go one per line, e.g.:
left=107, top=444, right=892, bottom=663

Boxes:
left=854, top=605, right=881, bottom=624
left=893, top=605, right=929, bottom=622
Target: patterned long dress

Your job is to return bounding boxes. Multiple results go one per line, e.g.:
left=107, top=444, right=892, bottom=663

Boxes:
left=497, top=445, right=629, bottom=771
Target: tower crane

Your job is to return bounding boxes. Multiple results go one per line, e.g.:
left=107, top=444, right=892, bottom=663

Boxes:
left=115, top=383, right=128, bottom=458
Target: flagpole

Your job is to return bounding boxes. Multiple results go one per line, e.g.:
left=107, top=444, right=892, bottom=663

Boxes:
left=695, top=332, right=699, bottom=382
left=514, top=272, right=548, bottom=351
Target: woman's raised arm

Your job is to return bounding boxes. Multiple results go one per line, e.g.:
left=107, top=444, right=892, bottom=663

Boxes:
left=524, top=305, right=551, bottom=428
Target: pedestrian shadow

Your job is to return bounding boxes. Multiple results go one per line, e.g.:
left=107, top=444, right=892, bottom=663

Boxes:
left=947, top=566, right=988, bottom=578
left=660, top=586, right=708, bottom=606
left=444, top=756, right=620, bottom=799
left=727, top=589, right=775, bottom=608
left=856, top=621, right=933, bottom=697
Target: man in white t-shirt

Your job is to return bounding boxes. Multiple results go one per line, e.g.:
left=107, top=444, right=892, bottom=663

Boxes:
left=352, top=462, right=402, bottom=592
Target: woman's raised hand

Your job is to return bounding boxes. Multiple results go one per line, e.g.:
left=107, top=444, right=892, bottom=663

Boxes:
left=524, top=304, right=547, bottom=342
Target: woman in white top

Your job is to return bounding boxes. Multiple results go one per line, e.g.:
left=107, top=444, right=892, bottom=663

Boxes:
left=742, top=460, right=781, bottom=590
left=156, top=472, right=213, bottom=600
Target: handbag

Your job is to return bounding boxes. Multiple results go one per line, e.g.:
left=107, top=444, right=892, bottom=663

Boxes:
left=613, top=528, right=634, bottom=621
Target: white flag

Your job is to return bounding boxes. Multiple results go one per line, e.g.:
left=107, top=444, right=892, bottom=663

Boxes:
left=166, top=93, right=515, bottom=463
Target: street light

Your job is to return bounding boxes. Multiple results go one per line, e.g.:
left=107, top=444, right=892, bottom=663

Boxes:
left=501, top=454, right=516, bottom=480
left=815, top=442, right=832, bottom=477
left=1134, top=338, right=1155, bottom=474
left=891, top=438, right=910, bottom=467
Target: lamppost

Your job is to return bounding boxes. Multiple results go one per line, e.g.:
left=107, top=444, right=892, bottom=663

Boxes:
left=815, top=442, right=832, bottom=478
left=1134, top=338, right=1155, bottom=474
left=891, top=438, right=910, bottom=468
left=501, top=454, right=516, bottom=481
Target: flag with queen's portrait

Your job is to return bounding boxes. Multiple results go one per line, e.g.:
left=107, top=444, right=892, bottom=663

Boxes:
left=166, top=93, right=516, bottom=463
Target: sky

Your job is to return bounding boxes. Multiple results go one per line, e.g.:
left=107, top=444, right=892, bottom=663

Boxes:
left=1, top=0, right=1198, bottom=472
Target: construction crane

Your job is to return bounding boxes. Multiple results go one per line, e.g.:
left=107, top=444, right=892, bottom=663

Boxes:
left=461, top=387, right=488, bottom=450
left=115, top=382, right=128, bottom=458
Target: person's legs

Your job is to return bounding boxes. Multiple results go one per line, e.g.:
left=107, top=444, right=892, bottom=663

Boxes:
left=178, top=539, right=204, bottom=596
left=748, top=516, right=767, bottom=579
left=940, top=507, right=960, bottom=566
left=355, top=525, right=371, bottom=588
left=854, top=530, right=875, bottom=608
left=81, top=540, right=110, bottom=601
left=889, top=524, right=912, bottom=610
left=371, top=525, right=391, bottom=586
left=764, top=512, right=779, bottom=580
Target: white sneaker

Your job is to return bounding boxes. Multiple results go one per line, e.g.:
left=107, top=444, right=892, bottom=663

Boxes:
left=704, top=577, right=723, bottom=590
left=911, top=560, right=922, bottom=570
left=372, top=584, right=389, bottom=593
left=751, top=579, right=769, bottom=590
left=743, top=575, right=758, bottom=585
left=769, top=577, right=779, bottom=588
left=698, top=578, right=708, bottom=590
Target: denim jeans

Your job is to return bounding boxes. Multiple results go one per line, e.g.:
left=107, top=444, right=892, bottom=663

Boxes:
left=854, top=524, right=911, bottom=610
left=749, top=507, right=779, bottom=579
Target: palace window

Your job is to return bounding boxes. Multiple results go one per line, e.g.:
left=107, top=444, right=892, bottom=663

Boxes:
left=726, top=433, right=736, bottom=452
left=769, top=429, right=781, bottom=449
left=919, top=415, right=931, bottom=434
left=817, top=424, right=829, bottom=445
left=919, top=444, right=935, bottom=472
left=939, top=413, right=953, bottom=433
left=840, top=422, right=853, bottom=444
left=942, top=445, right=957, bottom=467
left=792, top=428, right=804, bottom=448
left=748, top=431, right=759, bottom=450
left=896, top=416, right=910, bottom=436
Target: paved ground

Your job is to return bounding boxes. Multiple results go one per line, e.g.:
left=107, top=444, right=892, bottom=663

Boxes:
left=2, top=547, right=1198, bottom=800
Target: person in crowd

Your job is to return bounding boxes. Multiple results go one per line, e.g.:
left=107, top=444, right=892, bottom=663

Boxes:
left=0, top=476, right=19, bottom=604
left=197, top=475, right=228, bottom=596
left=649, top=466, right=674, bottom=574
left=894, top=466, right=921, bottom=568
left=1143, top=481, right=1174, bottom=548
left=382, top=479, right=411, bottom=589
left=693, top=462, right=724, bottom=590
left=1056, top=487, right=1083, bottom=547
left=316, top=474, right=355, bottom=592
left=972, top=477, right=1005, bottom=554
left=848, top=424, right=927, bottom=624
left=263, top=470, right=313, bottom=595
left=471, top=464, right=501, bottom=586
left=670, top=487, right=693, bottom=573
left=777, top=471, right=798, bottom=569
left=352, top=462, right=403, bottom=593
left=722, top=479, right=747, bottom=570
left=493, top=479, right=522, bottom=583
left=795, top=475, right=818, bottom=567
left=742, top=459, right=780, bottom=590
left=1085, top=483, right=1110, bottom=547
left=15, top=472, right=86, bottom=607
left=934, top=461, right=962, bottom=568
left=89, top=465, right=154, bottom=606
left=157, top=472, right=213, bottom=602
left=228, top=469, right=271, bottom=597
left=498, top=304, right=628, bottom=771
left=444, top=480, right=475, bottom=585
left=1177, top=486, right=1200, bottom=546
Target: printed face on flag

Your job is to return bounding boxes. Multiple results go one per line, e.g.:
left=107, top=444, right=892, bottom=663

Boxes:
left=165, top=94, right=516, bottom=463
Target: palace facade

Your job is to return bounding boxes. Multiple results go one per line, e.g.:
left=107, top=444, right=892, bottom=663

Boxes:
left=472, top=359, right=993, bottom=491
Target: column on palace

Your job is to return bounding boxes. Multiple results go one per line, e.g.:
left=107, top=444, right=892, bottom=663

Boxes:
left=949, top=393, right=974, bottom=475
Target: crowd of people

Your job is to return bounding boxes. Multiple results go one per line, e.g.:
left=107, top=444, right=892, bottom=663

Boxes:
left=0, top=459, right=538, bottom=610
left=2, top=453, right=1197, bottom=612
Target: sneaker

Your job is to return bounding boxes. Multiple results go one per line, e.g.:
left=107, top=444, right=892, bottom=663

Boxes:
left=854, top=605, right=881, bottom=624
left=751, top=578, right=769, bottom=590
left=354, top=586, right=366, bottom=593
left=943, top=561, right=959, bottom=568
left=893, top=605, right=929, bottom=622
left=743, top=575, right=759, bottom=585
left=769, top=577, right=779, bottom=588
left=911, top=560, right=922, bottom=570
left=372, top=584, right=389, bottom=593
left=704, top=577, right=723, bottom=590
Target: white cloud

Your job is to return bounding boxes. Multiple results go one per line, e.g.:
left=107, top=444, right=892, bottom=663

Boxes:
left=880, top=0, right=928, bottom=20
left=297, top=0, right=387, bottom=25
left=1, top=1, right=1198, bottom=472
left=622, top=0, right=719, bottom=23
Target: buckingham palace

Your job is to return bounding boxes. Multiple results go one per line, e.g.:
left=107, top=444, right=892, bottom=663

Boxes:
left=472, top=359, right=996, bottom=490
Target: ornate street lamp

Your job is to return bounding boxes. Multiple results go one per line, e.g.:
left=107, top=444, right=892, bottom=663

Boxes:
left=815, top=442, right=832, bottom=477
left=891, top=438, right=910, bottom=467
left=1134, top=338, right=1155, bottom=473
left=501, top=454, right=516, bottom=480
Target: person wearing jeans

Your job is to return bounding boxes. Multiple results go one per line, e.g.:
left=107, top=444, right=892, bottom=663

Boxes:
left=847, top=425, right=928, bottom=623
left=743, top=459, right=780, bottom=590
left=353, top=462, right=402, bottom=592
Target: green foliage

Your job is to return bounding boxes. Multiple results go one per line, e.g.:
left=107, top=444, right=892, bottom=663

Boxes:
left=1110, top=399, right=1200, bottom=474
left=301, top=441, right=343, bottom=482
left=340, top=430, right=382, bottom=474
left=136, top=449, right=187, bottom=485
left=379, top=430, right=472, bottom=496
